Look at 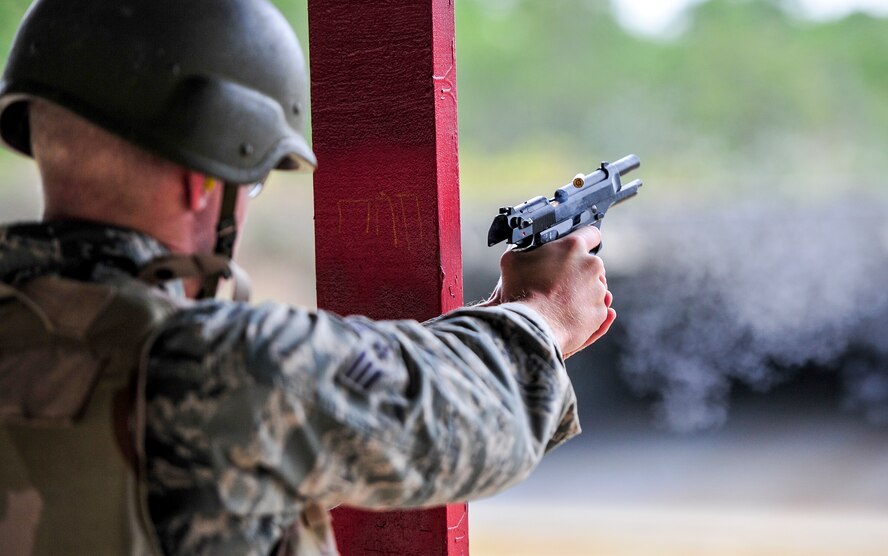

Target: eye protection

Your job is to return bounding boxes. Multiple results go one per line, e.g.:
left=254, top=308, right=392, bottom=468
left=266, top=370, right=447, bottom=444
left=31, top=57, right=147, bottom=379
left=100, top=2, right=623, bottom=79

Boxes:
left=246, top=176, right=269, bottom=199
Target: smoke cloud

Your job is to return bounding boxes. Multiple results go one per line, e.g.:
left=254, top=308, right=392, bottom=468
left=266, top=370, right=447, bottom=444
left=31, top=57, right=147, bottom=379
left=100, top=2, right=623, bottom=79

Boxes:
left=609, top=197, right=888, bottom=431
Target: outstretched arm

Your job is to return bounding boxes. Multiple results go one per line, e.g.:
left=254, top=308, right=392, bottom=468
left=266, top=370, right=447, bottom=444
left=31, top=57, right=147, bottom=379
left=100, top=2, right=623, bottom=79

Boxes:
left=142, top=227, right=612, bottom=554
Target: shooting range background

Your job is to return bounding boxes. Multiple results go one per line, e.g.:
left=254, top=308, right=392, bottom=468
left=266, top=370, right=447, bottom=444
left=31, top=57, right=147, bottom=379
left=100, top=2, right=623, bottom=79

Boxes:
left=2, top=0, right=887, bottom=553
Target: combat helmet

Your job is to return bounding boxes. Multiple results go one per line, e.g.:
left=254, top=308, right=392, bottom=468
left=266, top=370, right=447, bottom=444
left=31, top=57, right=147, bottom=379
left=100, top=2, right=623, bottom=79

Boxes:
left=0, top=0, right=317, bottom=185
left=0, top=0, right=317, bottom=298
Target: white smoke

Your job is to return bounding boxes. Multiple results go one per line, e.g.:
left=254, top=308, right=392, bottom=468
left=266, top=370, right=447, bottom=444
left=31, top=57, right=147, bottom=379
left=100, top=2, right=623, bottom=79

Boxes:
left=611, top=197, right=888, bottom=431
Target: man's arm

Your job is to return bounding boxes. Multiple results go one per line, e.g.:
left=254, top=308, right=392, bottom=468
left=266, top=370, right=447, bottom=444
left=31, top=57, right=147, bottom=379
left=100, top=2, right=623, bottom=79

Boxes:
left=142, top=227, right=611, bottom=553
left=144, top=300, right=575, bottom=510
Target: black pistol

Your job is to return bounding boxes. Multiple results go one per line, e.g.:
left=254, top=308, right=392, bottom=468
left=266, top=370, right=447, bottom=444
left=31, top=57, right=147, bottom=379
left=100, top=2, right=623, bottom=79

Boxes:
left=487, top=154, right=643, bottom=252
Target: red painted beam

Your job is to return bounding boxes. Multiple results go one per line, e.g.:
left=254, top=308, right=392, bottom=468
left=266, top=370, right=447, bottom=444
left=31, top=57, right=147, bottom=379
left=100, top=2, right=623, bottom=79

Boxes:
left=307, top=0, right=466, bottom=554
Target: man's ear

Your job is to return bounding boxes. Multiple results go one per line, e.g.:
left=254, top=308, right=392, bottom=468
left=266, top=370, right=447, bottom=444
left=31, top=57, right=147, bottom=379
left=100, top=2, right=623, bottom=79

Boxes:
left=184, top=172, right=217, bottom=212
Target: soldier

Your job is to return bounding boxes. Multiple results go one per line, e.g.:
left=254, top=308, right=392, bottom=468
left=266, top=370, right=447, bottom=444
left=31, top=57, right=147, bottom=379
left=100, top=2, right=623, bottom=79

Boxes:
left=0, top=1, right=616, bottom=555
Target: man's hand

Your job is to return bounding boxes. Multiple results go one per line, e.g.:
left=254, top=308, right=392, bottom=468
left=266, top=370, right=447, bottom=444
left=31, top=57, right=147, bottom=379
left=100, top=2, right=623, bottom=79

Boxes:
left=483, top=226, right=616, bottom=358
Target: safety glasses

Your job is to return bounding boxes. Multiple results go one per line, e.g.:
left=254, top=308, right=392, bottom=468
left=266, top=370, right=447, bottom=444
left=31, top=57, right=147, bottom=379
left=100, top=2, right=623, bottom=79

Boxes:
left=246, top=175, right=269, bottom=199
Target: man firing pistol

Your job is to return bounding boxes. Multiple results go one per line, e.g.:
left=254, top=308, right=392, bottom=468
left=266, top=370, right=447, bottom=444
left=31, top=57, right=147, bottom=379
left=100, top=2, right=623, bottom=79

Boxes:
left=0, top=1, right=616, bottom=554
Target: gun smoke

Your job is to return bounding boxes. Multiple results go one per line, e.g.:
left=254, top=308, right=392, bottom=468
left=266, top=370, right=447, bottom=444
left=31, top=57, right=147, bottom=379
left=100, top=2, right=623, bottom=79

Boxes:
left=608, top=197, right=888, bottom=431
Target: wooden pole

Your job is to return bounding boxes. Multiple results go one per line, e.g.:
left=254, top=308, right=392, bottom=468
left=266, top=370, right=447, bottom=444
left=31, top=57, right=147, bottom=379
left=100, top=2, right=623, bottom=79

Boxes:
left=307, top=0, right=467, bottom=554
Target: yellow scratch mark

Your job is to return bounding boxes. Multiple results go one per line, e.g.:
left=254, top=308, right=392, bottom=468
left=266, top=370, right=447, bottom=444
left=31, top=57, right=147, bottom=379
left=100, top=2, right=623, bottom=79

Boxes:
left=336, top=195, right=423, bottom=248
left=337, top=202, right=343, bottom=234
left=398, top=194, right=411, bottom=250
left=379, top=191, right=398, bottom=246
left=396, top=193, right=423, bottom=250
left=414, top=195, right=423, bottom=243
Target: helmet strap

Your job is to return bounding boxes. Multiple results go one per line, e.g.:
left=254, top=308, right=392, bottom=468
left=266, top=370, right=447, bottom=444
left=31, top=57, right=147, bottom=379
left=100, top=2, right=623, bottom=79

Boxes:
left=140, top=254, right=252, bottom=303
left=214, top=182, right=240, bottom=259
left=199, top=182, right=242, bottom=299
left=144, top=182, right=252, bottom=302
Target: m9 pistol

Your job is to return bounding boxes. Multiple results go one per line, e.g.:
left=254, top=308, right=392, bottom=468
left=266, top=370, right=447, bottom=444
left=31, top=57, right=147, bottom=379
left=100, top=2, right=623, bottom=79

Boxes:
left=487, top=154, right=643, bottom=252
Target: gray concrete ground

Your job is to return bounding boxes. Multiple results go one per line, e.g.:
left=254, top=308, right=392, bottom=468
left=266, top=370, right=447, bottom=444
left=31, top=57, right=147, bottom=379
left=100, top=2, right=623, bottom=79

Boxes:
left=471, top=402, right=888, bottom=555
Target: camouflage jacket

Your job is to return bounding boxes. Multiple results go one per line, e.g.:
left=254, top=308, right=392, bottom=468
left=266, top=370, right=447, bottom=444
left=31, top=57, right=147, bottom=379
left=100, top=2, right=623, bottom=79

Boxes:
left=0, top=221, right=581, bottom=555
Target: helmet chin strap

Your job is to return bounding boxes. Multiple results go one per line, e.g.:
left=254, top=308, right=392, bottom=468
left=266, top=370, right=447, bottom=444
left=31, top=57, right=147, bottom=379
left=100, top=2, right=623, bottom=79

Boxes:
left=215, top=182, right=240, bottom=259
left=138, top=182, right=252, bottom=302
left=199, top=182, right=248, bottom=300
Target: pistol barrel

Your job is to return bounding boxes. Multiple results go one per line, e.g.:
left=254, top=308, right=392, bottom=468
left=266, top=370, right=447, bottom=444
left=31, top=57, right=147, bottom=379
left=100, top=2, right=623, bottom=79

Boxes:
left=611, top=154, right=641, bottom=175
left=573, top=154, right=641, bottom=190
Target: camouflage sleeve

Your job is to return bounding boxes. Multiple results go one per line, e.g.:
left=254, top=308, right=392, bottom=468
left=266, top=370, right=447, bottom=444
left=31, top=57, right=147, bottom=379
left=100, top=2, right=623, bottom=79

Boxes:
left=144, top=300, right=579, bottom=549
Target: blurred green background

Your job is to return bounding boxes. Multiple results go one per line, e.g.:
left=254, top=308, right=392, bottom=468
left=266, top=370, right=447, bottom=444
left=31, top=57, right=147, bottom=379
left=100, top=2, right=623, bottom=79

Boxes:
left=4, top=0, right=888, bottom=205
left=3, top=0, right=888, bottom=231
left=3, top=0, right=888, bottom=304
left=2, top=1, right=888, bottom=554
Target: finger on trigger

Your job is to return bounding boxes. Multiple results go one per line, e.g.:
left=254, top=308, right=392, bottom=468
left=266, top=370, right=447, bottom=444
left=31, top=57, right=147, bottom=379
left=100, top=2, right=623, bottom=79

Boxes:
left=571, top=225, right=602, bottom=253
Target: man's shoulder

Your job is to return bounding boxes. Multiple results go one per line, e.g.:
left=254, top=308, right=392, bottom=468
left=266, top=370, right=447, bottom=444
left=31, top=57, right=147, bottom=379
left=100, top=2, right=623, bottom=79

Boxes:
left=145, top=300, right=329, bottom=393
left=149, top=300, right=290, bottom=365
left=151, top=300, right=255, bottom=357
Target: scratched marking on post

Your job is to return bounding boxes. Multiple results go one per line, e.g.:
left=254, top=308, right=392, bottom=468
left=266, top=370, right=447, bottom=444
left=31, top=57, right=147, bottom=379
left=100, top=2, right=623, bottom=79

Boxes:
left=448, top=509, right=467, bottom=548
left=375, top=192, right=398, bottom=245
left=337, top=193, right=422, bottom=249
left=432, top=57, right=455, bottom=102
left=396, top=193, right=423, bottom=249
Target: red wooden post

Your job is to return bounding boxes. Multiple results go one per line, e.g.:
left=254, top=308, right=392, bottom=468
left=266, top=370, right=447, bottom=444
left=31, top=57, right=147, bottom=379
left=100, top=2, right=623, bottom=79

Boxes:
left=307, top=0, right=467, bottom=554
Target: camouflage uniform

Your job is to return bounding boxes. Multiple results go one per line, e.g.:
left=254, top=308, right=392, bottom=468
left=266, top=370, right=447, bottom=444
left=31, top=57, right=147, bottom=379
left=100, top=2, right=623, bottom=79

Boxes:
left=0, top=220, right=581, bottom=555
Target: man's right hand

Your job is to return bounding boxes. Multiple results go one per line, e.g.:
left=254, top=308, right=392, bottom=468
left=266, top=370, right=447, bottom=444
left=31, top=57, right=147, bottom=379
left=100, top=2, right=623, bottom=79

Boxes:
left=483, top=226, right=616, bottom=358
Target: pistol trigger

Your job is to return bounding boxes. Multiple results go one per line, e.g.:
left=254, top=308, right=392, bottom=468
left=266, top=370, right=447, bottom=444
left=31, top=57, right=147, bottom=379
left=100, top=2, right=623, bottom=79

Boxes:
left=590, top=221, right=603, bottom=254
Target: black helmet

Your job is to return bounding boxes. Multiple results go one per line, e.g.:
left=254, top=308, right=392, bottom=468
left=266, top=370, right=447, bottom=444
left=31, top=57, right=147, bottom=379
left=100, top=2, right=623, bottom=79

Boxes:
left=0, top=0, right=316, bottom=184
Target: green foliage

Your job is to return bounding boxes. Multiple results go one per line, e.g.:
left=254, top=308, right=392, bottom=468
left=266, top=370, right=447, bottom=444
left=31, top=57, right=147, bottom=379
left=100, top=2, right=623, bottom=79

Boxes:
left=0, top=0, right=886, bottom=214
left=0, top=1, right=29, bottom=63
left=454, top=0, right=888, bottom=200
